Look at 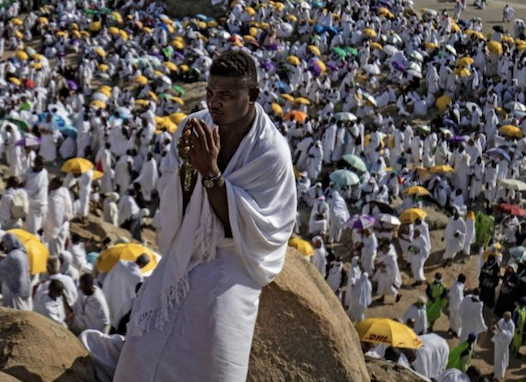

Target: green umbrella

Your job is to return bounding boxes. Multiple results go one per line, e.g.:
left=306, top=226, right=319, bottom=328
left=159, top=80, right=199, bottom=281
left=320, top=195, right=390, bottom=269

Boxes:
left=172, top=85, right=185, bottom=95
left=329, top=169, right=361, bottom=187
left=345, top=47, right=359, bottom=56
left=84, top=9, right=99, bottom=15
left=5, top=118, right=30, bottom=132
left=332, top=47, right=347, bottom=58
left=162, top=46, right=174, bottom=58
left=342, top=154, right=367, bottom=172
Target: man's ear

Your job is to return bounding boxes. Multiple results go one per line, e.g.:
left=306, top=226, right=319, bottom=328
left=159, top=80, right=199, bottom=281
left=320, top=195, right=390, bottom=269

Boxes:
left=249, top=88, right=260, bottom=104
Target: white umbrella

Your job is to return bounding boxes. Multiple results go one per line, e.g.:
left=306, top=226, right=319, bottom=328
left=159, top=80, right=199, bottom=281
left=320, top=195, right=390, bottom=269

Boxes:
left=407, top=69, right=422, bottom=78
left=335, top=112, right=357, bottom=121
left=443, top=44, right=457, bottom=55
left=382, top=34, right=403, bottom=45
left=362, top=92, right=377, bottom=107
left=92, top=92, right=109, bottom=102
left=409, top=51, right=424, bottom=62
left=378, top=214, right=401, bottom=226
left=466, top=102, right=482, bottom=115
left=504, top=101, right=526, bottom=112
left=501, top=179, right=526, bottom=191
left=299, top=1, right=311, bottom=9
left=383, top=45, right=398, bottom=56
left=363, top=63, right=381, bottom=75
left=407, top=61, right=421, bottom=72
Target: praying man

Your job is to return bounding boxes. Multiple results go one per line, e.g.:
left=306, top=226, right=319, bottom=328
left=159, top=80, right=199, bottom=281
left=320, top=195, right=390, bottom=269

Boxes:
left=114, top=50, right=297, bottom=382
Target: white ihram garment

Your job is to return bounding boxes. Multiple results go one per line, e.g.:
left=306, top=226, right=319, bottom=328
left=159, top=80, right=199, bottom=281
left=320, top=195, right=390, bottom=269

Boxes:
left=114, top=104, right=296, bottom=382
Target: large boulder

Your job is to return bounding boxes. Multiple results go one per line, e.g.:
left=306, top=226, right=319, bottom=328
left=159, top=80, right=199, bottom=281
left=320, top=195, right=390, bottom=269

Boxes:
left=0, top=308, right=96, bottom=382
left=366, top=357, right=429, bottom=382
left=0, top=372, right=21, bottom=382
left=248, top=249, right=370, bottom=382
left=164, top=0, right=224, bottom=18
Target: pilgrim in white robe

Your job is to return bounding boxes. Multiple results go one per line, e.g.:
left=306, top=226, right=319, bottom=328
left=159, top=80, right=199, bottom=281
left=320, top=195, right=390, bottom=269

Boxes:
left=134, top=155, right=158, bottom=202
left=458, top=295, right=487, bottom=342
left=449, top=280, right=465, bottom=335
left=311, top=236, right=327, bottom=278
left=72, top=286, right=111, bottom=334
left=403, top=303, right=428, bottom=335
left=306, top=141, right=323, bottom=181
left=326, top=260, right=344, bottom=297
left=444, top=216, right=466, bottom=260
left=65, top=170, right=93, bottom=218
left=103, top=193, right=119, bottom=226
left=409, top=235, right=429, bottom=282
left=0, top=187, right=26, bottom=230
left=5, top=128, right=23, bottom=177
left=42, top=186, right=72, bottom=257
left=23, top=167, right=48, bottom=234
left=491, top=317, right=515, bottom=379
left=361, top=232, right=378, bottom=275
left=34, top=273, right=78, bottom=307
left=413, top=333, right=449, bottom=379
left=348, top=272, right=372, bottom=323
left=102, top=260, right=143, bottom=321
left=34, top=292, right=67, bottom=327
left=80, top=330, right=125, bottom=382
left=114, top=104, right=297, bottom=382
left=309, top=197, right=329, bottom=236
left=328, top=191, right=349, bottom=243
left=114, top=154, right=133, bottom=196
left=95, top=146, right=114, bottom=194
left=344, top=257, right=362, bottom=307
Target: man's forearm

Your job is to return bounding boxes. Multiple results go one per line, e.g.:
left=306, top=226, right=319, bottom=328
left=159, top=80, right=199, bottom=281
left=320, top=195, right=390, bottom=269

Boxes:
left=206, top=177, right=232, bottom=234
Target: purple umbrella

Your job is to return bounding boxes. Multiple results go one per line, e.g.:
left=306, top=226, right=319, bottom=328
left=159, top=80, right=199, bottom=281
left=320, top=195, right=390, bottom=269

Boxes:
left=15, top=134, right=41, bottom=147
left=486, top=148, right=511, bottom=161
left=66, top=80, right=78, bottom=90
left=392, top=61, right=405, bottom=72
left=326, top=62, right=339, bottom=71
left=261, top=61, right=275, bottom=71
left=346, top=214, right=375, bottom=230
left=447, top=135, right=465, bottom=143
left=173, top=51, right=185, bottom=60
left=267, top=43, right=281, bottom=51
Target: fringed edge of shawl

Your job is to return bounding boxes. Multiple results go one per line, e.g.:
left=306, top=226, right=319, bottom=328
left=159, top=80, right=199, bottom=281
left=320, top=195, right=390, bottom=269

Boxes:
left=128, top=276, right=190, bottom=337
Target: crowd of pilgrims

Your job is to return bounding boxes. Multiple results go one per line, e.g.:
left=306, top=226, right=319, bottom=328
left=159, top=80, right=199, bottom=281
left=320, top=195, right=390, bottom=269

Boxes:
left=0, top=0, right=524, bottom=380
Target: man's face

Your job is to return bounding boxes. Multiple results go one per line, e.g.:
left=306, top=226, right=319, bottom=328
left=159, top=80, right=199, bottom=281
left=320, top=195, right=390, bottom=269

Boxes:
left=206, top=75, right=255, bottom=127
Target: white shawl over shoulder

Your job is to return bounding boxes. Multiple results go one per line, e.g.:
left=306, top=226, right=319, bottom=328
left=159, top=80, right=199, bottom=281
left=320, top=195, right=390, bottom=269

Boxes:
left=129, top=103, right=297, bottom=336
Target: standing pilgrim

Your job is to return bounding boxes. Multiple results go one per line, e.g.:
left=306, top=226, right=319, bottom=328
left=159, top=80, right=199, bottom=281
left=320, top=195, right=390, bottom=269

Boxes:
left=311, top=236, right=327, bottom=278
left=348, top=272, right=372, bottom=323
left=114, top=51, right=297, bottom=382
left=0, top=233, right=32, bottom=310
left=448, top=274, right=466, bottom=337
left=443, top=209, right=466, bottom=266
left=491, top=312, right=515, bottom=381
left=22, top=156, right=48, bottom=234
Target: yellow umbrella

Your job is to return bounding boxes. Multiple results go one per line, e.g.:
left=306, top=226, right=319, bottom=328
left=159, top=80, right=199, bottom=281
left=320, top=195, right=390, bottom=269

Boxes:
left=164, top=61, right=178, bottom=72
left=97, top=86, right=112, bottom=97
left=8, top=77, right=21, bottom=86
left=435, top=94, right=452, bottom=112
left=98, top=64, right=108, bottom=72
left=245, top=6, right=256, bottom=16
left=500, top=125, right=523, bottom=139
left=281, top=94, right=295, bottom=102
left=370, top=42, right=383, bottom=50
left=286, top=15, right=298, bottom=23
left=518, top=43, right=526, bottom=52
left=456, top=56, right=474, bottom=67
left=465, top=30, right=485, bottom=40
left=308, top=45, right=321, bottom=56
left=404, top=186, right=431, bottom=197
left=108, top=27, right=120, bottom=35
left=15, top=51, right=28, bottom=61
left=501, top=35, right=514, bottom=44
left=135, top=75, right=148, bottom=86
left=37, top=17, right=49, bottom=25
left=400, top=208, right=428, bottom=224
left=430, top=165, right=454, bottom=174
left=314, top=60, right=326, bottom=73
left=355, top=318, right=423, bottom=349
left=488, top=41, right=503, bottom=55
left=97, top=243, right=158, bottom=274
left=454, top=68, right=471, bottom=77
left=56, top=31, right=68, bottom=38
left=72, top=30, right=82, bottom=39
left=34, top=54, right=45, bottom=62
left=249, top=27, right=258, bottom=37
left=8, top=229, right=49, bottom=276
left=90, top=100, right=106, bottom=109
left=10, top=18, right=23, bottom=26
left=169, top=96, right=184, bottom=106
left=172, top=40, right=185, bottom=50
left=95, top=47, right=106, bottom=57
left=288, top=237, right=314, bottom=256
left=61, top=157, right=94, bottom=174
left=89, top=21, right=102, bottom=32
left=271, top=102, right=283, bottom=117
left=378, top=7, right=394, bottom=19
left=450, top=18, right=460, bottom=33
left=425, top=42, right=439, bottom=50
left=286, top=55, right=301, bottom=66
left=14, top=30, right=23, bottom=40
left=363, top=28, right=377, bottom=38
left=31, top=62, right=43, bottom=70
left=169, top=112, right=187, bottom=125
left=135, top=99, right=150, bottom=106
left=112, top=11, right=123, bottom=24
left=119, top=30, right=128, bottom=41
left=155, top=116, right=177, bottom=134
left=244, top=35, right=255, bottom=42
left=295, top=97, right=311, bottom=105
left=148, top=91, right=159, bottom=103
left=92, top=170, right=104, bottom=181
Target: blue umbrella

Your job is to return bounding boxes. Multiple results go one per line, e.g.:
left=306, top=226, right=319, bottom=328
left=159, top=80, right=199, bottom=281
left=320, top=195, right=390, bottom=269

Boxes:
left=329, top=169, right=360, bottom=187
left=486, top=148, right=511, bottom=161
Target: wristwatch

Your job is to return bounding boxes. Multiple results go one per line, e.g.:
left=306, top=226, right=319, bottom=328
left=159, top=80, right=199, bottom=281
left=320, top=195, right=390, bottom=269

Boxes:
left=202, top=171, right=222, bottom=189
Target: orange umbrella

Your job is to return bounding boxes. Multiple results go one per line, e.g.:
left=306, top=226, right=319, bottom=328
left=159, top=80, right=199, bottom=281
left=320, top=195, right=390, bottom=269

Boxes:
left=284, top=110, right=308, bottom=123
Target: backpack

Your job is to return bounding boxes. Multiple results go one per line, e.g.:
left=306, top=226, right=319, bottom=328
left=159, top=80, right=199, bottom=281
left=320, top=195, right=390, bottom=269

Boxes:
left=10, top=189, right=29, bottom=219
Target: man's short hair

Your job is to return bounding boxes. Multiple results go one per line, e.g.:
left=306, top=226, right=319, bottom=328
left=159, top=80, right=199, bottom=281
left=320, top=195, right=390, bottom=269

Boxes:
left=210, top=50, right=258, bottom=88
left=47, top=257, right=61, bottom=274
